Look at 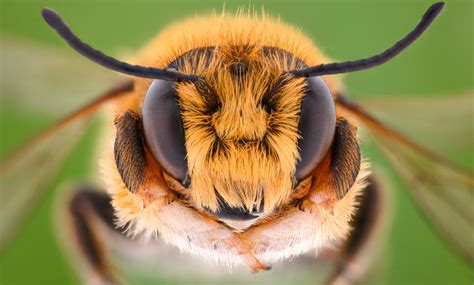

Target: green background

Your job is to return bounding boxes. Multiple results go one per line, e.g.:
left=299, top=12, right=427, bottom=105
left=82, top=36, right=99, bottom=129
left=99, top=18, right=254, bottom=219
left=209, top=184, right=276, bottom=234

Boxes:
left=0, top=0, right=473, bottom=284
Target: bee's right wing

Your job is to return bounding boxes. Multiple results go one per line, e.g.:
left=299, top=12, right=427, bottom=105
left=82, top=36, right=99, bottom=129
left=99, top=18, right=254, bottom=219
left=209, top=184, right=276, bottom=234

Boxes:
left=0, top=38, right=134, bottom=249
left=335, top=92, right=474, bottom=265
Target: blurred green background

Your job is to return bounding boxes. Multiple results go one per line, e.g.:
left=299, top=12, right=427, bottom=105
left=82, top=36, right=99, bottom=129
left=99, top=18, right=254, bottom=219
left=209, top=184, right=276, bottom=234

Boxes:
left=0, top=0, right=473, bottom=284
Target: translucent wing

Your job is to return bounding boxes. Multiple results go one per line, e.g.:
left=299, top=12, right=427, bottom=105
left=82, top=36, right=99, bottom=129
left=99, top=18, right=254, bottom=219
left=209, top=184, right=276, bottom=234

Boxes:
left=0, top=38, right=133, bottom=249
left=336, top=93, right=474, bottom=265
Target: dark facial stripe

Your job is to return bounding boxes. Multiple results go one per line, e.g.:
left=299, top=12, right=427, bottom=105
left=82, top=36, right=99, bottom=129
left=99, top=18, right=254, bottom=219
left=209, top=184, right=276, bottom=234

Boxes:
left=330, top=118, right=361, bottom=199
left=114, top=112, right=147, bottom=193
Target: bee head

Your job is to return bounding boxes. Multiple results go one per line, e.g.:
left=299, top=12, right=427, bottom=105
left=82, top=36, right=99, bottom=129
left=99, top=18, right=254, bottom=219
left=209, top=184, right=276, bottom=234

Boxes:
left=141, top=45, right=337, bottom=217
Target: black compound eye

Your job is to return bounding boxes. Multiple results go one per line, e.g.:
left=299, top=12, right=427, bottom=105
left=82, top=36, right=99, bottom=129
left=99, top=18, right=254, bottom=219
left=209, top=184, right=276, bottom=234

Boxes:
left=295, top=77, right=337, bottom=181
left=142, top=80, right=188, bottom=182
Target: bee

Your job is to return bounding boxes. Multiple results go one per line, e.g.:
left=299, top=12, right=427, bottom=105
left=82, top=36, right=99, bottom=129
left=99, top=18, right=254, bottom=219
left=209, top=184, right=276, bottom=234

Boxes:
left=1, top=2, right=472, bottom=284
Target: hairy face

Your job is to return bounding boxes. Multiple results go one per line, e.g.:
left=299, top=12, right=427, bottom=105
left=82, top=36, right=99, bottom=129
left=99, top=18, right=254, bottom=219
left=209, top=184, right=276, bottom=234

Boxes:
left=175, top=45, right=307, bottom=214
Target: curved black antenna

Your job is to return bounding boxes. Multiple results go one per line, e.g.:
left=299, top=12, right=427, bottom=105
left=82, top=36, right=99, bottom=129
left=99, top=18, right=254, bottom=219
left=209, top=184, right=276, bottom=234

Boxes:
left=41, top=8, right=202, bottom=82
left=289, top=2, right=445, bottom=78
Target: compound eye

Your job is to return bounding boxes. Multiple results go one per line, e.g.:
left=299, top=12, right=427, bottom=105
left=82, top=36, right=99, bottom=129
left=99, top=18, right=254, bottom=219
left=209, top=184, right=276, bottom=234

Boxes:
left=142, top=80, right=188, bottom=182
left=295, top=77, right=337, bottom=181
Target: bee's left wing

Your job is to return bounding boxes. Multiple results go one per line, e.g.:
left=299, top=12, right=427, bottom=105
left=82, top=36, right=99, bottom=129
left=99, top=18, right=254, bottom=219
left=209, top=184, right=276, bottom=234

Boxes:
left=335, top=92, right=474, bottom=265
left=0, top=38, right=133, bottom=249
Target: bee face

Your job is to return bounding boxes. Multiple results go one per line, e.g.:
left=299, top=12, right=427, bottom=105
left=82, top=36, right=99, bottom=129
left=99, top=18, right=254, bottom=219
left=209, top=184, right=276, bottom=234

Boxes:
left=143, top=45, right=337, bottom=219
left=180, top=46, right=307, bottom=216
